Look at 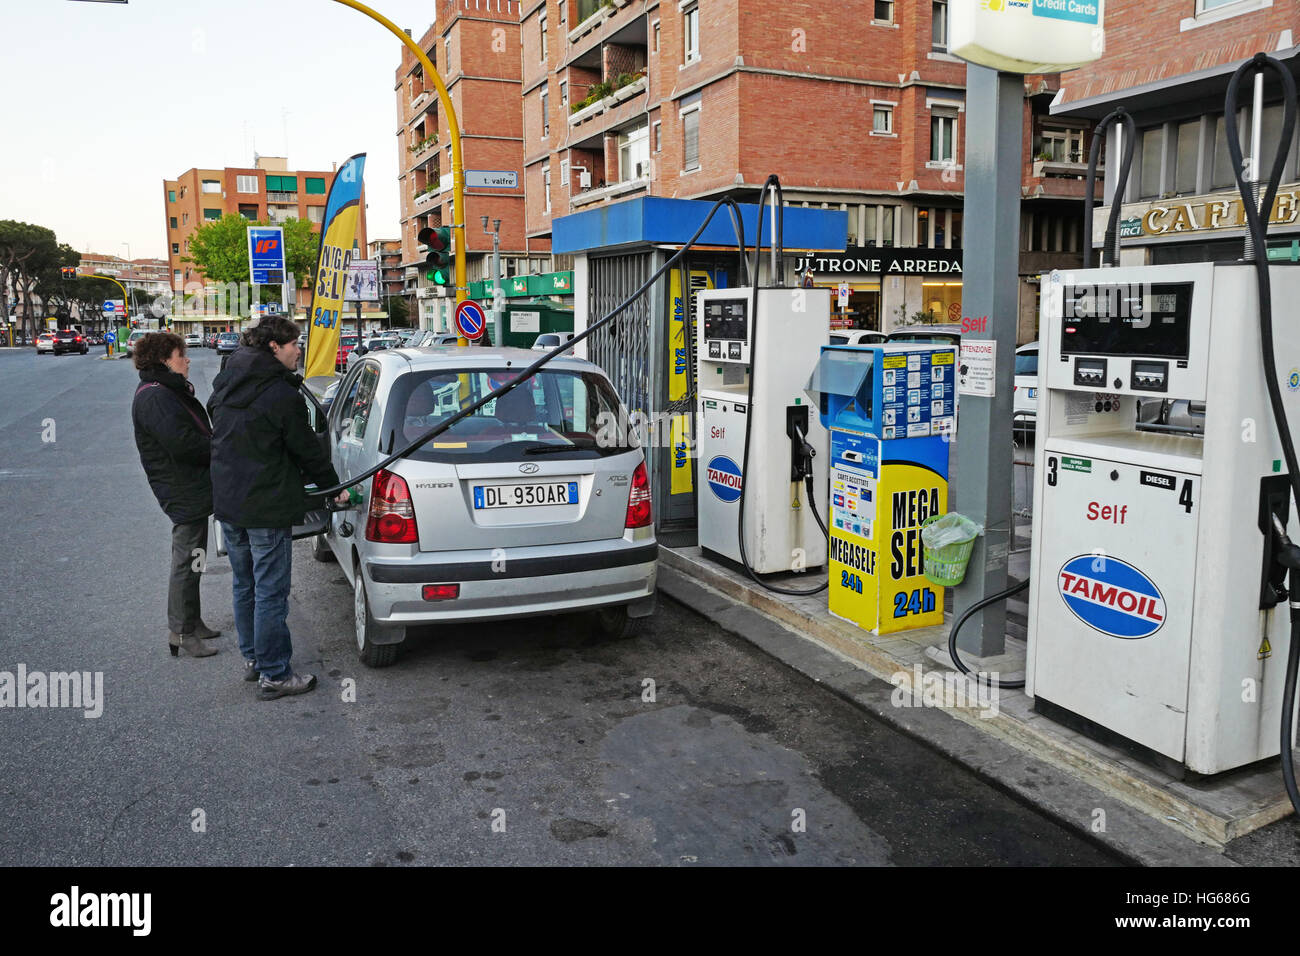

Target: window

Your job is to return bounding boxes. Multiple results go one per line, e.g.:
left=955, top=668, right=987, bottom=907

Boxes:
left=653, top=120, right=662, bottom=152
left=444, top=38, right=451, bottom=70
left=308, top=206, right=324, bottom=223
left=201, top=179, right=221, bottom=194
left=541, top=89, right=549, bottom=137
left=1211, top=115, right=1236, bottom=189
left=171, top=243, right=179, bottom=254
left=682, top=106, right=700, bottom=171
left=874, top=0, right=894, bottom=23
left=305, top=177, right=326, bottom=195
left=169, top=216, right=178, bottom=229
left=683, top=3, right=699, bottom=63
left=543, top=167, right=551, bottom=214
left=1139, top=125, right=1163, bottom=198
left=1040, top=126, right=1084, bottom=163
left=238, top=204, right=258, bottom=221
left=1197, top=0, right=1241, bottom=8
left=236, top=175, right=258, bottom=193
left=932, top=0, right=948, bottom=49
left=539, top=13, right=547, bottom=60
left=266, top=175, right=299, bottom=193
left=203, top=208, right=221, bottom=221
left=882, top=205, right=895, bottom=246
left=173, top=270, right=182, bottom=285
left=653, top=20, right=661, bottom=53
left=930, top=108, right=958, bottom=164
left=182, top=212, right=188, bottom=225
left=873, top=105, right=893, bottom=134
left=559, top=79, right=567, bottom=107
left=168, top=190, right=176, bottom=203
left=1174, top=119, right=1200, bottom=194
left=619, top=124, right=651, bottom=181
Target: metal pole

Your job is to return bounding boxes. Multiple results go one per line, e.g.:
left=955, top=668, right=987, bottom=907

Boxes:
left=492, top=226, right=502, bottom=347
left=950, top=65, right=1023, bottom=658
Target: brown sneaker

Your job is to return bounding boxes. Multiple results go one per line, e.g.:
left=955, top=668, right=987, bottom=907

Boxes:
left=257, top=672, right=317, bottom=700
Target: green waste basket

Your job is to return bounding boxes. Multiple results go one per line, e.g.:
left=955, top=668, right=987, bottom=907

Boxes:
left=920, top=513, right=981, bottom=587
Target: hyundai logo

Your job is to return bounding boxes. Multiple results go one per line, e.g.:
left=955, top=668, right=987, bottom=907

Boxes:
left=519, top=463, right=540, bottom=474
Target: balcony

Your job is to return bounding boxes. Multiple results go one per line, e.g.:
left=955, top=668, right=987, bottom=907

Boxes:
left=568, top=74, right=647, bottom=132
left=410, top=90, right=429, bottom=113
left=571, top=175, right=649, bottom=209
left=408, top=134, right=440, bottom=170
left=267, top=191, right=298, bottom=204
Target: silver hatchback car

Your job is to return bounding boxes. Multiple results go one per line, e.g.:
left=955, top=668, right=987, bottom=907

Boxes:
left=318, top=346, right=657, bottom=666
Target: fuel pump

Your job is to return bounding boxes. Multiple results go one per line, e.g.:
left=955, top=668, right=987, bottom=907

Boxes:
left=1027, top=261, right=1300, bottom=775
left=695, top=286, right=830, bottom=573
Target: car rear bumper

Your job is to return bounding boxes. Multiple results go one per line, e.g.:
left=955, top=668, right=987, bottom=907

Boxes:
left=360, top=539, right=658, bottom=624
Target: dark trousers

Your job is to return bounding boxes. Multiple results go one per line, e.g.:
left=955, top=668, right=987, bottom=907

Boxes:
left=168, top=518, right=209, bottom=635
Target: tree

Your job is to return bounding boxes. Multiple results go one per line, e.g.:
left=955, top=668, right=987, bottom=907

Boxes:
left=33, top=244, right=82, bottom=325
left=0, top=221, right=59, bottom=341
left=386, top=295, right=409, bottom=327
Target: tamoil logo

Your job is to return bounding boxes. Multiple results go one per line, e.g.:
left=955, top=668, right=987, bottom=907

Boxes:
left=706, top=456, right=743, bottom=503
left=1058, top=555, right=1165, bottom=639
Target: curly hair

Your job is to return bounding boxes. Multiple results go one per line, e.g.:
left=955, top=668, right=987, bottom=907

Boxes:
left=132, top=331, right=185, bottom=370
left=242, top=315, right=300, bottom=350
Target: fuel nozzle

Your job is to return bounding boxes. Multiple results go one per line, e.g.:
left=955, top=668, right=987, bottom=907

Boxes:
left=786, top=405, right=815, bottom=482
left=1271, top=513, right=1300, bottom=571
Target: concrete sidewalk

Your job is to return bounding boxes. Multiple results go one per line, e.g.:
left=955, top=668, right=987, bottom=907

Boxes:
left=656, top=540, right=1298, bottom=865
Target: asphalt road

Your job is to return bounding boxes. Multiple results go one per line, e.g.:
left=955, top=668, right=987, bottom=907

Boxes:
left=0, top=345, right=1128, bottom=866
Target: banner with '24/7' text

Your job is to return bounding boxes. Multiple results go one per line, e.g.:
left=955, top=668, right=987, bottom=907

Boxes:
left=304, top=152, right=366, bottom=379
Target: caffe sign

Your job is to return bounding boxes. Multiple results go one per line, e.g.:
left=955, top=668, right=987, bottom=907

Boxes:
left=1100, top=185, right=1300, bottom=241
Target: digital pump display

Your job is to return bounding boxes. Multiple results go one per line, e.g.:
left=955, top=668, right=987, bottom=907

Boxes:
left=702, top=298, right=749, bottom=343
left=1060, top=282, right=1194, bottom=360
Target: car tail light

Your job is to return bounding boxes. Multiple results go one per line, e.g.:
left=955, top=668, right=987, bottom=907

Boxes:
left=421, top=584, right=459, bottom=601
left=365, top=469, right=419, bottom=543
left=625, top=461, right=652, bottom=529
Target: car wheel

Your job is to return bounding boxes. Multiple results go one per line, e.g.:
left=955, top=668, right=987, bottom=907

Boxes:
left=592, top=604, right=642, bottom=640
left=354, top=568, right=401, bottom=667
left=311, top=532, right=336, bottom=563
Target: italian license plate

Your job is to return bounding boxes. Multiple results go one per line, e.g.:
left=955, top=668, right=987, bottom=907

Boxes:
left=473, top=481, right=579, bottom=509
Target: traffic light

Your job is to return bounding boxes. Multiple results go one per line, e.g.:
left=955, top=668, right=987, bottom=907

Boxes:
left=418, top=226, right=453, bottom=288
left=60, top=267, right=77, bottom=280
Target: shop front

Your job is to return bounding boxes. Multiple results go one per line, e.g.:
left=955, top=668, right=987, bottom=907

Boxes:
left=788, top=247, right=963, bottom=333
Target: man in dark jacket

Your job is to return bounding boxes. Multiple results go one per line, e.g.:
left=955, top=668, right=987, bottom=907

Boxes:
left=132, top=331, right=220, bottom=659
left=208, top=316, right=347, bottom=700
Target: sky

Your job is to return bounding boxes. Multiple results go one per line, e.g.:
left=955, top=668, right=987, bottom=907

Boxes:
left=0, top=0, right=441, bottom=260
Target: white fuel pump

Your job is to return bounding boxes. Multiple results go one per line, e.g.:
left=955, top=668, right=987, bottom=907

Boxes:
left=1027, top=263, right=1300, bottom=775
left=695, top=286, right=830, bottom=573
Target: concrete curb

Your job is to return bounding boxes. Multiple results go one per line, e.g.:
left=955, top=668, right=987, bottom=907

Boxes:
left=658, top=562, right=1235, bottom=867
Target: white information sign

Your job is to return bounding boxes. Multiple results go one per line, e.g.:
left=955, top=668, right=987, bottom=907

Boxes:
left=958, top=339, right=997, bottom=398
left=466, top=169, right=519, bottom=189
left=510, top=310, right=541, bottom=333
left=949, top=0, right=1104, bottom=75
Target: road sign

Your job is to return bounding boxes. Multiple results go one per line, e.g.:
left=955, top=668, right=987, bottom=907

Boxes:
left=247, top=226, right=286, bottom=285
left=465, top=169, right=518, bottom=189
left=103, top=332, right=116, bottom=344
left=455, top=300, right=486, bottom=341
left=837, top=283, right=850, bottom=309
left=102, top=299, right=123, bottom=314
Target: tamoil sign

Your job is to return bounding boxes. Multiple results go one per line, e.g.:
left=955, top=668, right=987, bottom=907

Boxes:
left=1058, top=555, right=1165, bottom=639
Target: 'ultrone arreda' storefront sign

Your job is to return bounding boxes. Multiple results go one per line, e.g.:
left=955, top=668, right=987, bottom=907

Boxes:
left=791, top=247, right=962, bottom=277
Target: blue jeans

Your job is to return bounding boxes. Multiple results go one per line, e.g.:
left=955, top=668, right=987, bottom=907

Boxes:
left=221, top=524, right=294, bottom=681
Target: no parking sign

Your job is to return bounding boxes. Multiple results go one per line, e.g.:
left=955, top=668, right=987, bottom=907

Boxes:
left=454, top=300, right=486, bottom=341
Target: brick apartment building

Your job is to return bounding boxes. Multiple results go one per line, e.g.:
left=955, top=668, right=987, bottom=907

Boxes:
left=162, top=155, right=369, bottom=313
left=368, top=238, right=405, bottom=309
left=1051, top=0, right=1299, bottom=266
left=395, top=2, right=550, bottom=332
left=513, top=0, right=1095, bottom=340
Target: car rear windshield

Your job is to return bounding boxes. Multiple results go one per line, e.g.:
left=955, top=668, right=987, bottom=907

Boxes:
left=891, top=332, right=959, bottom=345
left=1014, top=350, right=1038, bottom=377
left=383, top=367, right=632, bottom=463
left=341, top=336, right=358, bottom=347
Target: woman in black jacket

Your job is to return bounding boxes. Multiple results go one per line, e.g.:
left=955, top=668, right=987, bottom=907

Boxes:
left=131, top=331, right=220, bottom=659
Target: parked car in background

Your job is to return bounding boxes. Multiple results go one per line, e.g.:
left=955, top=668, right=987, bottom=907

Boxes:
left=887, top=324, right=962, bottom=347
left=53, top=329, right=89, bottom=355
left=335, top=333, right=359, bottom=372
left=531, top=332, right=575, bottom=354
left=125, top=330, right=147, bottom=356
left=830, top=329, right=888, bottom=347
left=1013, top=341, right=1038, bottom=435
left=35, top=332, right=56, bottom=354
left=316, top=347, right=657, bottom=666
left=216, top=332, right=240, bottom=355
left=184, top=332, right=202, bottom=348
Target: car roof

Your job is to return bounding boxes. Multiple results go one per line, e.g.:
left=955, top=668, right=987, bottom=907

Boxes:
left=1017, top=341, right=1039, bottom=352
left=889, top=324, right=961, bottom=335
left=373, top=344, right=601, bottom=375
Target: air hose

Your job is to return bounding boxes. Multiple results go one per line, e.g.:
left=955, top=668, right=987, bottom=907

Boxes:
left=1224, top=53, right=1300, bottom=815
left=735, top=174, right=832, bottom=597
